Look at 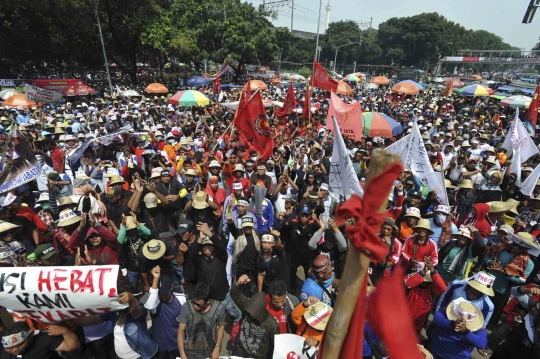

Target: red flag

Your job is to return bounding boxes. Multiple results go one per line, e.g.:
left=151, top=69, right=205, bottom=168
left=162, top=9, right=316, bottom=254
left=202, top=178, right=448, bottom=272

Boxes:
left=326, top=92, right=363, bottom=141
left=309, top=61, right=339, bottom=93
left=366, top=265, right=423, bottom=359
left=234, top=91, right=246, bottom=120
left=275, top=82, right=297, bottom=118
left=526, top=83, right=540, bottom=131
left=302, top=85, right=311, bottom=120
left=443, top=81, right=453, bottom=97
left=234, top=91, right=274, bottom=158
left=246, top=73, right=252, bottom=100
left=213, top=75, right=221, bottom=96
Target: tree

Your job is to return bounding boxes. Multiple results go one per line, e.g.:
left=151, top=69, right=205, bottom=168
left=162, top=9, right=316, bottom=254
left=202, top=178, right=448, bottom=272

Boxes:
left=320, top=21, right=362, bottom=68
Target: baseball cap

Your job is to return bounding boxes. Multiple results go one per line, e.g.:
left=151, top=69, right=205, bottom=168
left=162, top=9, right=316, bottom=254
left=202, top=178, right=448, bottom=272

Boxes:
left=241, top=216, right=254, bottom=228
left=299, top=206, right=310, bottom=215
left=176, top=220, right=195, bottom=235
left=408, top=190, right=422, bottom=198
left=320, top=183, right=329, bottom=191
left=143, top=193, right=158, bottom=208
left=34, top=243, right=57, bottom=260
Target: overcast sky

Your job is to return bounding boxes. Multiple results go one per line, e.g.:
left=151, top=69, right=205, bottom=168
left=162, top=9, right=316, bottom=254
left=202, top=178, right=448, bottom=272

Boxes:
left=248, top=0, right=539, bottom=50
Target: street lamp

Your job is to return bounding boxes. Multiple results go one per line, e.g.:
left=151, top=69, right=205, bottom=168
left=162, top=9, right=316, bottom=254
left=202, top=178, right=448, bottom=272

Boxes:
left=334, top=41, right=360, bottom=74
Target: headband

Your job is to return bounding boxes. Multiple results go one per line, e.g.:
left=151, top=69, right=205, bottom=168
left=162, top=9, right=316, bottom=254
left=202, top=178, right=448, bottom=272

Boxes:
left=2, top=330, right=32, bottom=348
left=237, top=200, right=249, bottom=206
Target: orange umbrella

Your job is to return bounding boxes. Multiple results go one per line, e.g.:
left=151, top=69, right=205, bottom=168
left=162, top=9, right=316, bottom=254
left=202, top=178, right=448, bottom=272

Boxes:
left=370, top=76, right=390, bottom=85
left=444, top=78, right=464, bottom=88
left=145, top=83, right=168, bottom=93
left=243, top=79, right=268, bottom=91
left=391, top=82, right=420, bottom=95
left=471, top=74, right=482, bottom=80
left=335, top=81, right=353, bottom=95
left=2, top=94, right=37, bottom=109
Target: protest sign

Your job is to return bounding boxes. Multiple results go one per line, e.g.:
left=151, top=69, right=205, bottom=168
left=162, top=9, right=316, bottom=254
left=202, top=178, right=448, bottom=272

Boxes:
left=0, top=125, right=41, bottom=193
left=24, top=84, right=63, bottom=104
left=326, top=92, right=363, bottom=141
left=0, top=265, right=126, bottom=324
left=329, top=116, right=364, bottom=198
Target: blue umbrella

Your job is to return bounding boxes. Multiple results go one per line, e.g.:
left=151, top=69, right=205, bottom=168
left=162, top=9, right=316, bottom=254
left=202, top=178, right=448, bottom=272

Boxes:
left=399, top=80, right=424, bottom=91
left=186, top=76, right=209, bottom=86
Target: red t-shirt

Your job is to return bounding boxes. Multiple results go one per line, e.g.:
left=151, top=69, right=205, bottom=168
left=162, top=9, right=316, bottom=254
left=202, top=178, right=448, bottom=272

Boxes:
left=266, top=296, right=288, bottom=334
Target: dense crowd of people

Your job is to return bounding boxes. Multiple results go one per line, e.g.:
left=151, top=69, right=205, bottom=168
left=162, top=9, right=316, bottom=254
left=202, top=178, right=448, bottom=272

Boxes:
left=0, top=76, right=539, bottom=359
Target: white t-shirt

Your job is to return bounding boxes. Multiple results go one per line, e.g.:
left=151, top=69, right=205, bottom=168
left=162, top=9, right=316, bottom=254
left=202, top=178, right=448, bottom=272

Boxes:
left=114, top=324, right=139, bottom=359
left=467, top=147, right=483, bottom=160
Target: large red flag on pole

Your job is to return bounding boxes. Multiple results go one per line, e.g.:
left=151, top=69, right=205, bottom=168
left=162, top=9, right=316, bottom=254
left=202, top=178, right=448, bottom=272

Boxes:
left=234, top=90, right=274, bottom=159
left=326, top=92, right=363, bottom=141
left=213, top=75, right=221, bottom=96
left=302, top=85, right=311, bottom=120
left=274, top=82, right=297, bottom=118
left=526, top=83, right=540, bottom=131
left=310, top=61, right=339, bottom=93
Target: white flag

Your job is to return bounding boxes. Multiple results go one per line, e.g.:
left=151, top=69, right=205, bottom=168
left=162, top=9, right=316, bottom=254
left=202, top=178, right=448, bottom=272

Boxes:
left=386, top=134, right=410, bottom=165
left=329, top=116, right=364, bottom=198
left=218, top=91, right=224, bottom=102
left=393, top=121, right=449, bottom=206
left=520, top=162, right=540, bottom=197
left=502, top=112, right=539, bottom=163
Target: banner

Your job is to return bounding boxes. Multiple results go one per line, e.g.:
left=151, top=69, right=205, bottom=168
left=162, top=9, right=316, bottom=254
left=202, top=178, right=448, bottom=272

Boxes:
left=30, top=79, right=84, bottom=92
left=24, top=84, right=63, bottom=104
left=273, top=334, right=319, bottom=359
left=0, top=265, right=126, bottom=324
left=326, top=92, right=363, bottom=141
left=309, top=61, right=339, bottom=93
left=520, top=162, right=540, bottom=198
left=329, top=116, right=364, bottom=198
left=503, top=111, right=539, bottom=185
left=0, top=125, right=42, bottom=193
left=0, top=79, right=30, bottom=87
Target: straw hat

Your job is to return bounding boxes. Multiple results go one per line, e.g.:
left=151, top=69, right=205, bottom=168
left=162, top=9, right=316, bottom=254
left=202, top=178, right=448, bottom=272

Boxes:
left=58, top=196, right=74, bottom=206
left=414, top=219, right=434, bottom=236
left=488, top=201, right=509, bottom=214
left=109, top=175, right=125, bottom=186
left=513, top=232, right=540, bottom=250
left=404, top=207, right=421, bottom=219
left=149, top=168, right=162, bottom=179
left=303, top=302, right=333, bottom=331
left=124, top=216, right=143, bottom=231
left=505, top=198, right=520, bottom=215
left=192, top=191, right=209, bottom=209
left=446, top=299, right=484, bottom=331
left=75, top=171, right=90, bottom=180
left=104, top=168, right=119, bottom=178
left=233, top=164, right=245, bottom=173
left=0, top=221, right=20, bottom=234
left=417, top=345, right=433, bottom=359
left=142, top=239, right=166, bottom=260
left=185, top=169, right=197, bottom=176
left=459, top=179, right=474, bottom=189
left=54, top=127, right=65, bottom=134
left=453, top=228, right=472, bottom=240
left=467, top=271, right=495, bottom=296
left=444, top=179, right=456, bottom=189
left=57, top=209, right=81, bottom=227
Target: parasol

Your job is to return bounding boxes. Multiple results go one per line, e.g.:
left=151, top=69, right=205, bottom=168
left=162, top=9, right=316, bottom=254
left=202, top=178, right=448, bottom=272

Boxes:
left=370, top=76, right=390, bottom=85
left=336, top=81, right=353, bottom=95
left=391, top=81, right=422, bottom=95
left=145, top=83, right=168, bottom=93
left=364, top=83, right=379, bottom=90
left=500, top=95, right=532, bottom=108
left=243, top=79, right=268, bottom=91
left=444, top=78, right=464, bottom=88
left=344, top=74, right=361, bottom=82
left=362, top=112, right=403, bottom=137
left=169, top=90, right=210, bottom=106
left=456, top=84, right=494, bottom=97
left=0, top=89, right=20, bottom=100
left=2, top=94, right=37, bottom=109
left=123, top=90, right=141, bottom=97
left=288, top=74, right=305, bottom=82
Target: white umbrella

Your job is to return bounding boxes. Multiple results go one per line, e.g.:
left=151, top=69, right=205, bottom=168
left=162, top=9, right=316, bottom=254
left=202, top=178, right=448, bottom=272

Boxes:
left=364, top=83, right=378, bottom=90
left=123, top=90, right=141, bottom=97
left=433, top=77, right=444, bottom=83
left=0, top=89, right=20, bottom=100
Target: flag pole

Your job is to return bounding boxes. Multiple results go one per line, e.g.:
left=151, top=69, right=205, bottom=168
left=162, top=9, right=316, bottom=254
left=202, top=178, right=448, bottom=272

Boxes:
left=309, top=0, right=323, bottom=125
left=211, top=121, right=234, bottom=153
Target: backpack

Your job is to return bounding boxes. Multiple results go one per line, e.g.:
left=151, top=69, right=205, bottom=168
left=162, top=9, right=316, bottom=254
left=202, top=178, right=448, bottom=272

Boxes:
left=185, top=301, right=219, bottom=359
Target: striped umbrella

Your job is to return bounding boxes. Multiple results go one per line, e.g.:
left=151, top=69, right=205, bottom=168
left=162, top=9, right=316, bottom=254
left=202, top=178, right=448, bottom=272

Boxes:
left=500, top=95, right=532, bottom=108
left=362, top=112, right=403, bottom=137
left=456, top=84, right=494, bottom=97
left=344, top=74, right=361, bottom=82
left=168, top=90, right=210, bottom=106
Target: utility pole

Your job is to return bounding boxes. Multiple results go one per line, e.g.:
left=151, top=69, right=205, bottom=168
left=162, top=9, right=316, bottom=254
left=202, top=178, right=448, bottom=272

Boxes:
left=95, top=4, right=113, bottom=95
left=290, top=0, right=294, bottom=31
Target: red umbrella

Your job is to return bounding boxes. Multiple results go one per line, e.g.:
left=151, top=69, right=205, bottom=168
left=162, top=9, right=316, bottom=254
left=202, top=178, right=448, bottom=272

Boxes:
left=444, top=78, right=464, bottom=88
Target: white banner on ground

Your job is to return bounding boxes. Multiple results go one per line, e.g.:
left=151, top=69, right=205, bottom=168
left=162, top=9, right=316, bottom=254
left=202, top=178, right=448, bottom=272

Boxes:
left=0, top=265, right=126, bottom=324
left=329, top=116, right=364, bottom=198
left=273, top=334, right=319, bottom=359
left=520, top=162, right=540, bottom=197
left=24, top=84, right=63, bottom=104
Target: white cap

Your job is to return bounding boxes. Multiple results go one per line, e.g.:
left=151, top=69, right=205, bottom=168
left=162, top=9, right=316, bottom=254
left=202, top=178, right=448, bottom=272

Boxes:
left=209, top=160, right=221, bottom=168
